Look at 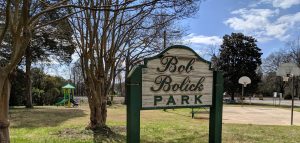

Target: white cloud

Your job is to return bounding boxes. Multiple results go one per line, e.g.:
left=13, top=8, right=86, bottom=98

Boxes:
left=277, top=12, right=300, bottom=26
left=259, top=0, right=300, bottom=9
left=183, top=34, right=222, bottom=60
left=184, top=34, right=222, bottom=45
left=224, top=8, right=300, bottom=42
left=225, top=9, right=278, bottom=32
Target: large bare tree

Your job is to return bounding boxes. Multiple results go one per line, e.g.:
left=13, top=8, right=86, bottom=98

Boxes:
left=0, top=1, right=104, bottom=142
left=69, top=0, right=200, bottom=133
left=261, top=43, right=298, bottom=97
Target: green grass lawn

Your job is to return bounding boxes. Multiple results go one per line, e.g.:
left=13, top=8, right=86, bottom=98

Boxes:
left=8, top=104, right=300, bottom=143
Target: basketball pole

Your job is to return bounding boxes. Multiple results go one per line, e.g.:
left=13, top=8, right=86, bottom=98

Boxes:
left=241, top=84, right=244, bottom=106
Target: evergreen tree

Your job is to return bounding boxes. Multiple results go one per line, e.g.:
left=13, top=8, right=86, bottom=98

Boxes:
left=219, top=33, right=262, bottom=100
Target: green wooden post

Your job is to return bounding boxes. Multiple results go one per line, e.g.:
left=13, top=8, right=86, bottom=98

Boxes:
left=126, top=66, right=142, bottom=143
left=209, top=71, right=224, bottom=143
left=126, top=46, right=224, bottom=143
left=64, top=89, right=66, bottom=106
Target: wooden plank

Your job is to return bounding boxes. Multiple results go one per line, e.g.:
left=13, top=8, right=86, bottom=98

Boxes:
left=142, top=94, right=212, bottom=108
left=142, top=48, right=213, bottom=108
left=163, top=48, right=199, bottom=57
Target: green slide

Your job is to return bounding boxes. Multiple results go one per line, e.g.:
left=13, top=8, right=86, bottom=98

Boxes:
left=55, top=99, right=68, bottom=106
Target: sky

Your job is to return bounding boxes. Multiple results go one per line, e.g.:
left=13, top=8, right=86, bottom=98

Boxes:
left=44, top=0, right=300, bottom=79
left=182, top=0, right=300, bottom=59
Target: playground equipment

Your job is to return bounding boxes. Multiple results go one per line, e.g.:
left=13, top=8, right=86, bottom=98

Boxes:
left=56, top=83, right=78, bottom=107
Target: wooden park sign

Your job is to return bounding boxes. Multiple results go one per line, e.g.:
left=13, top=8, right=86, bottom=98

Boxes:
left=126, top=45, right=223, bottom=143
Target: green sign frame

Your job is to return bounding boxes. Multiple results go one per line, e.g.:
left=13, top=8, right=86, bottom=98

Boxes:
left=126, top=45, right=224, bottom=143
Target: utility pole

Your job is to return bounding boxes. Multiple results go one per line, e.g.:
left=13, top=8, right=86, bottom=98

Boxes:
left=163, top=30, right=166, bottom=49
left=291, top=75, right=295, bottom=125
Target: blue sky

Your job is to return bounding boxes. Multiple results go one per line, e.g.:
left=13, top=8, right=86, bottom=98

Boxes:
left=182, top=0, right=300, bottom=58
left=45, top=0, right=300, bottom=79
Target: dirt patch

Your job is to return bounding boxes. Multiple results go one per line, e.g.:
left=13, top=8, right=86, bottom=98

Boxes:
left=223, top=106, right=300, bottom=125
left=53, top=126, right=126, bottom=142
left=53, top=128, right=93, bottom=137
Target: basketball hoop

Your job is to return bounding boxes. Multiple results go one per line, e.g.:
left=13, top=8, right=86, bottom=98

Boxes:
left=276, top=63, right=300, bottom=125
left=239, top=76, right=251, bottom=86
left=276, top=63, right=300, bottom=77
left=238, top=76, right=251, bottom=106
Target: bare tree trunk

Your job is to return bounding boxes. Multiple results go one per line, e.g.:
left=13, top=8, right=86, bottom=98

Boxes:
left=25, top=47, right=33, bottom=108
left=87, top=96, right=107, bottom=129
left=110, top=68, right=116, bottom=102
left=0, top=75, right=11, bottom=143
left=124, top=52, right=130, bottom=105
left=118, top=74, right=123, bottom=97
left=76, top=82, right=79, bottom=96
left=85, top=80, right=110, bottom=133
left=231, top=92, right=235, bottom=101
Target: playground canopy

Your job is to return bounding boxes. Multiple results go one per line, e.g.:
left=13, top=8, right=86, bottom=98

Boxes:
left=57, top=83, right=78, bottom=107
left=62, top=83, right=75, bottom=89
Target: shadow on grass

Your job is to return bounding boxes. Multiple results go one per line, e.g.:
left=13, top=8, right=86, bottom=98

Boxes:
left=164, top=133, right=208, bottom=143
left=92, top=126, right=126, bottom=143
left=9, top=107, right=87, bottom=128
left=165, top=108, right=209, bottom=119
left=53, top=126, right=126, bottom=143
left=93, top=132, right=126, bottom=143
left=140, top=131, right=209, bottom=143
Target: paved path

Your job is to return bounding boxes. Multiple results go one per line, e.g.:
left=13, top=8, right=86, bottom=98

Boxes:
left=242, top=97, right=300, bottom=106
left=223, top=106, right=300, bottom=125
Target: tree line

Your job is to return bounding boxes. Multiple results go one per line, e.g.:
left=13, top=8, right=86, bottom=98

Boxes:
left=0, top=0, right=201, bottom=142
left=260, top=38, right=300, bottom=99
left=9, top=67, right=70, bottom=106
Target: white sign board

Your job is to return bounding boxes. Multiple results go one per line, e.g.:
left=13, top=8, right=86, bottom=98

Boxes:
left=279, top=93, right=282, bottom=99
left=141, top=47, right=213, bottom=108
left=273, top=92, right=277, bottom=98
